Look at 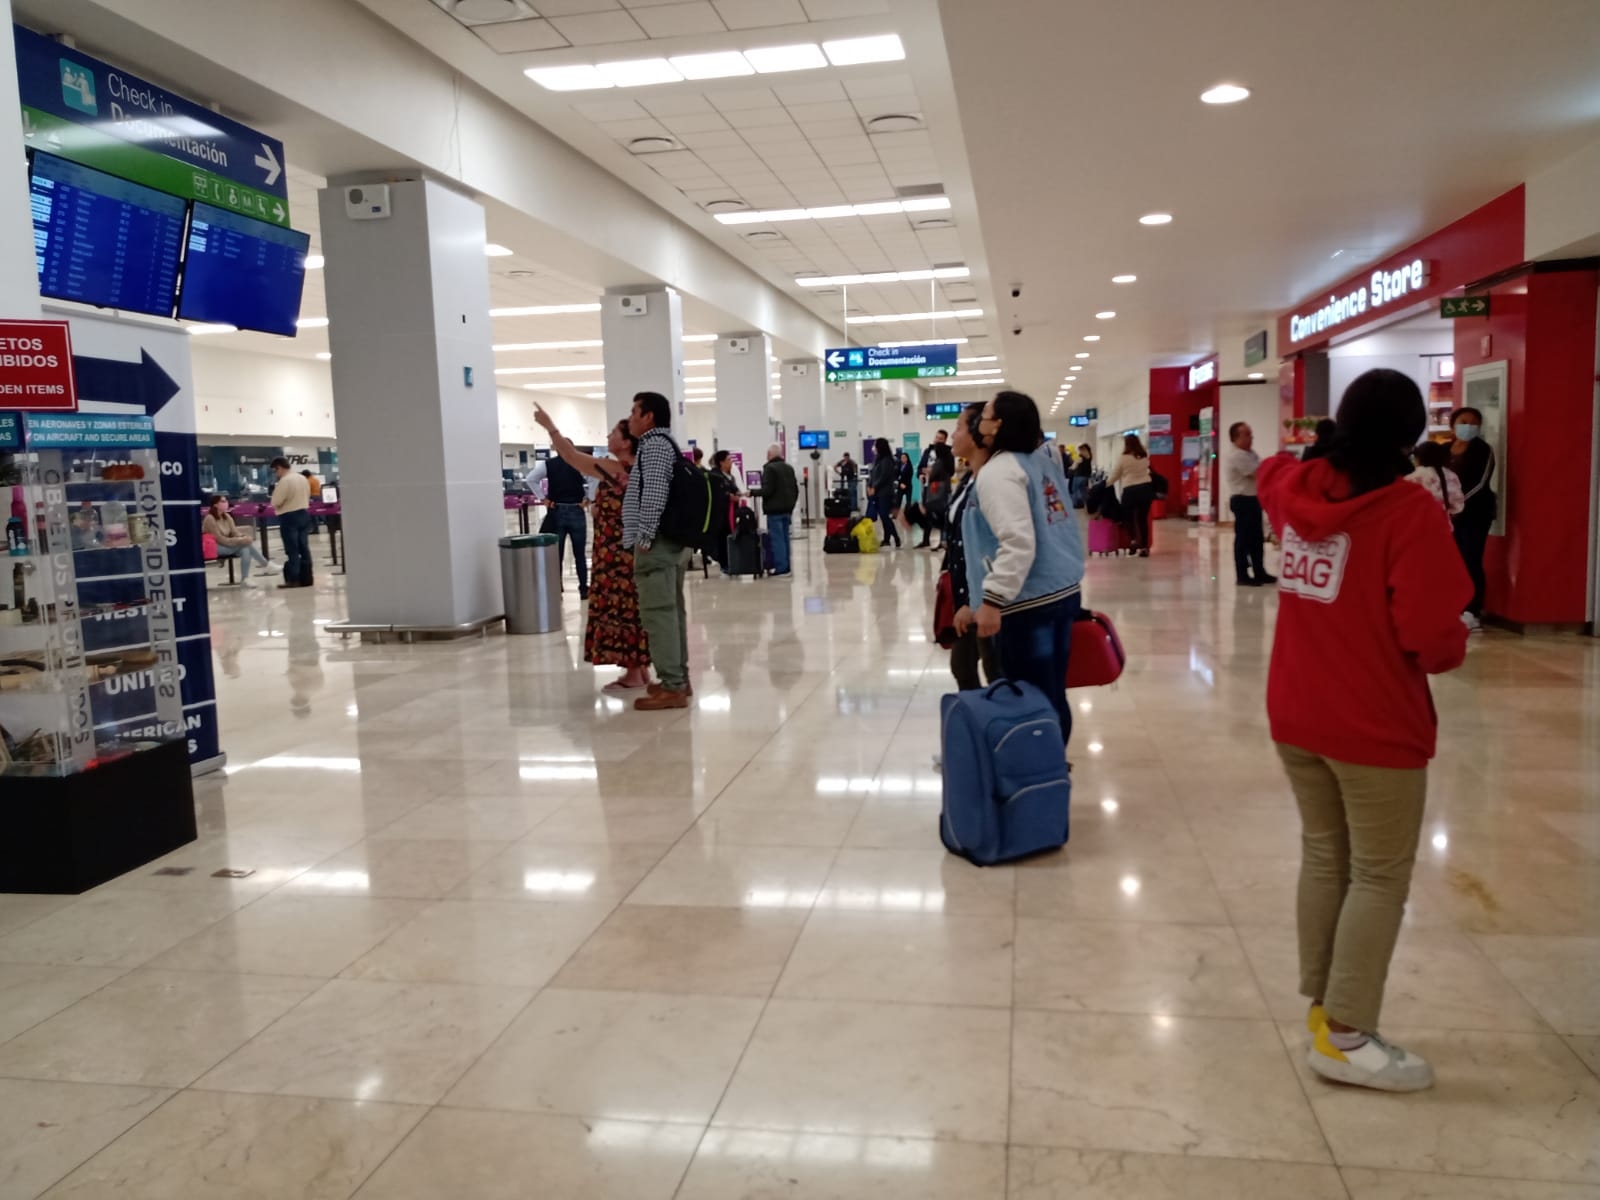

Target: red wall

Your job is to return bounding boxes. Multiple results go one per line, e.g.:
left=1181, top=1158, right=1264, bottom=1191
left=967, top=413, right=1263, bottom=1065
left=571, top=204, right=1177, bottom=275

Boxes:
left=1147, top=366, right=1190, bottom=494
left=1453, top=267, right=1598, bottom=625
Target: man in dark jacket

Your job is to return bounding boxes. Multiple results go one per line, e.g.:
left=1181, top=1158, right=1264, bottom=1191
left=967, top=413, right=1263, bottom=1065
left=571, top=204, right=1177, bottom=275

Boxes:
left=540, top=452, right=590, bottom=599
left=760, top=444, right=799, bottom=576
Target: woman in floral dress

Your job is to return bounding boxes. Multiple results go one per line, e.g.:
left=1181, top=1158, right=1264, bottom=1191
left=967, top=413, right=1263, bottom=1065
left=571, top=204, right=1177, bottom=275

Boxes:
left=533, top=406, right=651, bottom=694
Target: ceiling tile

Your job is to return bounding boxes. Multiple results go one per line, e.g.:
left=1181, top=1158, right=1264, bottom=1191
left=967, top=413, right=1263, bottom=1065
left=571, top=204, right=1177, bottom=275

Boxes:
left=620, top=0, right=699, bottom=7
left=631, top=1, right=728, bottom=36
left=742, top=122, right=810, bottom=145
left=660, top=112, right=733, bottom=133
left=674, top=176, right=732, bottom=191
left=793, top=118, right=864, bottom=140
left=843, top=74, right=915, bottom=99
left=726, top=107, right=800, bottom=129
left=709, top=87, right=782, bottom=111
left=547, top=9, right=648, bottom=42
left=472, top=18, right=571, bottom=51
left=533, top=0, right=624, bottom=13
left=600, top=116, right=675, bottom=138
left=869, top=129, right=932, bottom=152
left=798, top=0, right=889, bottom=16
left=572, top=98, right=653, bottom=121
left=785, top=101, right=858, bottom=123
left=772, top=80, right=849, bottom=105
left=677, top=129, right=752, bottom=149
left=640, top=93, right=718, bottom=116
left=711, top=0, right=808, bottom=29
left=648, top=153, right=718, bottom=180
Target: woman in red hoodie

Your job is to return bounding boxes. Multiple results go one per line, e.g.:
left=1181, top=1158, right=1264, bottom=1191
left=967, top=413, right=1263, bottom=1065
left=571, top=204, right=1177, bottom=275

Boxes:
left=1258, top=368, right=1471, bottom=1093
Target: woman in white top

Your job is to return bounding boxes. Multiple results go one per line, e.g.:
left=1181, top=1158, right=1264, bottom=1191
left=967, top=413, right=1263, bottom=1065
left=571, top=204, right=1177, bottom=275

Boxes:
left=1406, top=440, right=1465, bottom=516
left=1107, top=433, right=1156, bottom=555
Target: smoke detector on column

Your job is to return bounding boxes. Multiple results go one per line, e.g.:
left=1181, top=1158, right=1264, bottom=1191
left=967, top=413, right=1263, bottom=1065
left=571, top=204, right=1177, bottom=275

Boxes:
left=725, top=337, right=751, bottom=354
left=343, top=185, right=391, bottom=220
left=617, top=294, right=649, bottom=317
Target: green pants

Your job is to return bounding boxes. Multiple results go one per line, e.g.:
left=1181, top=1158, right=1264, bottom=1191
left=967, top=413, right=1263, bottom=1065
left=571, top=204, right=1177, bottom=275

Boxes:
left=633, top=537, right=690, bottom=690
left=1276, top=743, right=1427, bottom=1033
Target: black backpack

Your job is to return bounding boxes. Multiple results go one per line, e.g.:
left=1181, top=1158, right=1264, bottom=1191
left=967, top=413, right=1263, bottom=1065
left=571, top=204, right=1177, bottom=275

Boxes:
left=734, top=505, right=758, bottom=537
left=657, top=438, right=716, bottom=548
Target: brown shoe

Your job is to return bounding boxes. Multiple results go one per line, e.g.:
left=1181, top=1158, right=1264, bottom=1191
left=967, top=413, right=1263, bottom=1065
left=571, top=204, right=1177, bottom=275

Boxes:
left=634, top=687, right=690, bottom=710
left=648, top=679, right=693, bottom=697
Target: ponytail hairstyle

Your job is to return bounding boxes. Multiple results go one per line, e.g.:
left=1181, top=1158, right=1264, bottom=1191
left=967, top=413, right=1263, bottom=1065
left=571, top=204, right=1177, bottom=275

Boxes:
left=1327, top=369, right=1426, bottom=498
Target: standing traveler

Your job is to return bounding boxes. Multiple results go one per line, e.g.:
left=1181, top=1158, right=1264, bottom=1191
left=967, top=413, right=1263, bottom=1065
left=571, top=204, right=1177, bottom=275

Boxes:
left=540, top=450, right=591, bottom=601
left=896, top=451, right=914, bottom=511
left=203, top=495, right=278, bottom=584
left=711, top=450, right=742, bottom=496
left=918, top=429, right=950, bottom=483
left=944, top=404, right=998, bottom=690
left=270, top=457, right=312, bottom=589
left=1301, top=419, right=1338, bottom=462
left=921, top=439, right=956, bottom=549
left=961, top=391, right=1086, bottom=749
left=300, top=470, right=323, bottom=499
left=1446, top=406, right=1496, bottom=631
left=1107, top=433, right=1156, bottom=556
left=1259, top=367, right=1471, bottom=1093
left=1071, top=444, right=1093, bottom=508
left=1224, top=422, right=1276, bottom=585
left=1406, top=441, right=1464, bottom=516
left=760, top=443, right=799, bottom=576
left=624, top=392, right=692, bottom=710
left=867, top=438, right=903, bottom=548
left=535, top=406, right=652, bottom=694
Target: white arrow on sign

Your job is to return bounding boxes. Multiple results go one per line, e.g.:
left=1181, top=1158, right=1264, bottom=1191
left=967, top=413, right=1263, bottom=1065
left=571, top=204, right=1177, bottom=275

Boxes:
left=254, top=142, right=282, bottom=187
left=826, top=350, right=845, bottom=368
left=272, top=201, right=285, bottom=222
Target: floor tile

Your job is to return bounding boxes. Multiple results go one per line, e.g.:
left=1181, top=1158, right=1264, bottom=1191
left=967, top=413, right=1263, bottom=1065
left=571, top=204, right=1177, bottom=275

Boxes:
left=1471, top=934, right=1600, bottom=1035
left=528, top=795, right=712, bottom=846
left=1014, top=854, right=1228, bottom=924
left=276, top=838, right=502, bottom=899
left=443, top=988, right=762, bottom=1123
left=196, top=978, right=530, bottom=1104
left=714, top=998, right=1011, bottom=1143
left=1010, top=1011, right=1329, bottom=1163
left=0, top=969, right=317, bottom=1087
left=1008, top=1147, right=1348, bottom=1199
left=0, top=963, right=124, bottom=1045
left=677, top=1130, right=1007, bottom=1199
left=39, top=1089, right=423, bottom=1199
left=690, top=796, right=866, bottom=847
left=776, top=911, right=1014, bottom=1007
left=0, top=893, right=74, bottom=939
left=0, top=892, right=239, bottom=969
left=1014, top=918, right=1267, bottom=1018
left=553, top=905, right=806, bottom=997
left=150, top=894, right=428, bottom=977
left=1340, top=1168, right=1600, bottom=1199
left=625, top=842, right=838, bottom=909
left=815, top=849, right=1016, bottom=917
left=1569, top=1037, right=1600, bottom=1079
left=375, top=794, right=567, bottom=842
left=449, top=840, right=667, bottom=905
left=351, top=1108, right=702, bottom=1199
left=0, top=1078, right=169, bottom=1200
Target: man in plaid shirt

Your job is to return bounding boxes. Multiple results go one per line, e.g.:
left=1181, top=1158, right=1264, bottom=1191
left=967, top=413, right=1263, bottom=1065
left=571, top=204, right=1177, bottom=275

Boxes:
left=623, top=391, right=692, bottom=709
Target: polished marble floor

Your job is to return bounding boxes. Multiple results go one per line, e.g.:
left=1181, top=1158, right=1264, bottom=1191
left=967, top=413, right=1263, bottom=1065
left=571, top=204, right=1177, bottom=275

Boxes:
left=3, top=519, right=1599, bottom=1198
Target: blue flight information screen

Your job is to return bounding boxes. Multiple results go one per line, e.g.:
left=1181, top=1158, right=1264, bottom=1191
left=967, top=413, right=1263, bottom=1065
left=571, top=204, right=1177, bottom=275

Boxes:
left=179, top=202, right=310, bottom=336
left=30, top=153, right=186, bottom=318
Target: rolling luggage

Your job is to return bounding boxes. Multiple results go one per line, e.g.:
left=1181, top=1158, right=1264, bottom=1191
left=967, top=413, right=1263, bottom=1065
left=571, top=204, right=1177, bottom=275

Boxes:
left=824, top=496, right=851, bottom=520
left=1066, top=610, right=1126, bottom=688
left=725, top=530, right=763, bottom=576
left=824, top=533, right=858, bottom=554
left=939, top=680, right=1070, bottom=866
left=826, top=516, right=851, bottom=539
left=1087, top=516, right=1130, bottom=556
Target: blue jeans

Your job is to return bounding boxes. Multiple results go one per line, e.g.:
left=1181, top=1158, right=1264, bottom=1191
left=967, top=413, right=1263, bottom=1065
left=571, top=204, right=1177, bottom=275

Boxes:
left=216, top=541, right=268, bottom=580
left=541, top=504, right=589, bottom=593
left=768, top=513, right=791, bottom=574
left=278, top=509, right=312, bottom=587
left=993, top=591, right=1080, bottom=749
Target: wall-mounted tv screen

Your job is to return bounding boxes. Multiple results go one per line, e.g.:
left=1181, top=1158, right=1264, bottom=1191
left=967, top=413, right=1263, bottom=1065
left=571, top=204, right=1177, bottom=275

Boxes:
left=797, top=430, right=830, bottom=449
left=178, top=202, right=310, bottom=336
left=30, top=152, right=186, bottom=318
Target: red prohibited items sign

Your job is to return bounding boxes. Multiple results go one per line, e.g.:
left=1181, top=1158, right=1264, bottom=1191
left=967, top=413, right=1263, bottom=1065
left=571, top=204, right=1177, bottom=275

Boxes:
left=0, top=319, right=77, bottom=411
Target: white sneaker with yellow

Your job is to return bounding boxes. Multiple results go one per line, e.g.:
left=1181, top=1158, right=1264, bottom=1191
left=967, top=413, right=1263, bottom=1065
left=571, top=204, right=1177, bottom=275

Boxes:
left=1309, top=1021, right=1434, bottom=1092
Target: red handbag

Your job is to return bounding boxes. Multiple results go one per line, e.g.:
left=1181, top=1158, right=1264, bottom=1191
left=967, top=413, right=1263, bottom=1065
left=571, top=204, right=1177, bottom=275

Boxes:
left=1067, top=609, right=1125, bottom=688
left=933, top=570, right=958, bottom=649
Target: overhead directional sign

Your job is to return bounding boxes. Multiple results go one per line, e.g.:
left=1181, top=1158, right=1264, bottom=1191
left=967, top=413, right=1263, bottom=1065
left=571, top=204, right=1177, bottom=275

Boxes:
left=72, top=349, right=182, bottom=417
left=1441, top=295, right=1490, bottom=319
left=826, top=343, right=958, bottom=383
left=13, top=26, right=291, bottom=227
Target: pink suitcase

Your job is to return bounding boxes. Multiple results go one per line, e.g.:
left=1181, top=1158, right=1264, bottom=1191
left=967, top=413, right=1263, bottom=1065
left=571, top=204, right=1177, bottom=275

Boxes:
left=1087, top=516, right=1129, bottom=556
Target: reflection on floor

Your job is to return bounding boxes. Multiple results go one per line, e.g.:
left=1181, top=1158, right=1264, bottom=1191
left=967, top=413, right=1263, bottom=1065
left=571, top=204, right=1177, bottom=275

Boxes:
left=2, top=520, right=1599, bottom=1198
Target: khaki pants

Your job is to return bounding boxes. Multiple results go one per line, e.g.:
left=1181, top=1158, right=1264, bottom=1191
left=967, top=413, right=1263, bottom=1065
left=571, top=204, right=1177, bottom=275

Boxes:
left=1275, top=742, right=1427, bottom=1033
left=633, top=537, right=690, bottom=690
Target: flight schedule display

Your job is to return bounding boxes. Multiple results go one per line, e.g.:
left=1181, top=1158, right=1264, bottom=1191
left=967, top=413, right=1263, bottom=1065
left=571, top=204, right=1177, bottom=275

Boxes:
left=30, top=153, right=186, bottom=318
left=178, top=202, right=310, bottom=337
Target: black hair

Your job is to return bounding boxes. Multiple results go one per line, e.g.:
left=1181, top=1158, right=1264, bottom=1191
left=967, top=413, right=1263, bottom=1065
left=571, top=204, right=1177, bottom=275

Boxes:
left=873, top=437, right=892, bottom=459
left=205, top=494, right=226, bottom=515
left=1078, top=444, right=1091, bottom=457
left=1314, top=418, right=1337, bottom=444
left=270, top=456, right=290, bottom=471
left=633, top=391, right=671, bottom=430
left=613, top=419, right=638, bottom=456
left=986, top=390, right=1043, bottom=454
left=711, top=449, right=733, bottom=470
left=1327, top=368, right=1426, bottom=498
left=962, top=401, right=986, bottom=449
left=1123, top=433, right=1148, bottom=459
left=1227, top=421, right=1249, bottom=444
left=1449, top=406, right=1483, bottom=425
left=1412, top=439, right=1449, bottom=469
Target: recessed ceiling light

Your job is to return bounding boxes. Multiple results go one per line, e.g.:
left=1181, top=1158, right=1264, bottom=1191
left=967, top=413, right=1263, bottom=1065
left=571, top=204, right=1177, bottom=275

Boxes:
left=744, top=230, right=785, bottom=241
left=1111, top=274, right=1136, bottom=284
left=1200, top=82, right=1251, bottom=105
left=702, top=199, right=748, bottom=213
left=1095, top=311, right=1116, bottom=320
left=303, top=254, right=325, bottom=270
left=296, top=317, right=329, bottom=329
left=1082, top=335, right=1101, bottom=342
left=489, top=303, right=602, bottom=317
left=596, top=58, right=682, bottom=88
left=484, top=243, right=513, bottom=257
left=1075, top=352, right=1090, bottom=359
left=1139, top=213, right=1173, bottom=226
left=525, top=64, right=612, bottom=92
left=822, top=34, right=906, bottom=66
left=865, top=113, right=921, bottom=133
left=1070, top=365, right=1084, bottom=371
left=670, top=50, right=754, bottom=80
left=845, top=308, right=983, bottom=325
left=716, top=196, right=949, bottom=225
left=744, top=43, right=827, bottom=74
left=628, top=136, right=679, bottom=154
left=314, top=352, right=332, bottom=361
left=796, top=267, right=969, bottom=287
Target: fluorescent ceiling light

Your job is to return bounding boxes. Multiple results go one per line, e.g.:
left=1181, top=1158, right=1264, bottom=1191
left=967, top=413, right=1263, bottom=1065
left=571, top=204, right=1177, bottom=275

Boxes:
left=296, top=316, right=329, bottom=328
left=684, top=396, right=716, bottom=405
left=878, top=337, right=967, bottom=347
left=1095, top=311, right=1116, bottom=320
left=961, top=367, right=1004, bottom=375
left=315, top=352, right=332, bottom=361
left=493, top=339, right=604, bottom=352
left=682, top=358, right=715, bottom=366
left=303, top=254, right=325, bottom=270
left=1082, top=335, right=1100, bottom=342
left=929, top=378, right=1002, bottom=387
left=1248, top=371, right=1265, bottom=380
left=522, top=381, right=607, bottom=390
left=1075, top=352, right=1091, bottom=359
left=846, top=308, right=982, bottom=325
left=1112, top=274, right=1137, bottom=284
left=822, top=33, right=906, bottom=65
left=684, top=376, right=716, bottom=383
left=685, top=387, right=717, bottom=395
left=716, top=197, right=949, bottom=225
left=484, top=243, right=513, bottom=257
left=1200, top=82, right=1251, bottom=105
left=744, top=43, right=827, bottom=74
left=683, top=334, right=718, bottom=343
left=670, top=51, right=753, bottom=79
left=1070, top=365, right=1084, bottom=371
left=596, top=58, right=682, bottom=87
left=495, top=363, right=606, bottom=375
left=525, top=64, right=612, bottom=92
left=959, top=355, right=997, bottom=363
left=186, top=323, right=237, bottom=335
left=489, top=303, right=602, bottom=317
left=797, top=266, right=968, bottom=288
left=1139, top=213, right=1173, bottom=226
left=586, top=392, right=606, bottom=398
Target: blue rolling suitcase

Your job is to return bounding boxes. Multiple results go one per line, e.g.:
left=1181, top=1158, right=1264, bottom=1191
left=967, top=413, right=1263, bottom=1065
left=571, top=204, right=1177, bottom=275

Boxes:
left=939, top=680, right=1070, bottom=866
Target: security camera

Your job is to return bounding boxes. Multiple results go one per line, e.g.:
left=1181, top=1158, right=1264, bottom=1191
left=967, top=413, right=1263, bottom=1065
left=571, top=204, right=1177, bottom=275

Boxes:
left=1010, top=285, right=1021, bottom=299
left=1012, top=325, right=1023, bottom=336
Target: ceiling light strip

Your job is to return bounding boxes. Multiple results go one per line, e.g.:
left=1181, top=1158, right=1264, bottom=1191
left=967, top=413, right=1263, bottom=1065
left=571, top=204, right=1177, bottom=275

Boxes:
left=718, top=197, right=949, bottom=226
left=797, top=266, right=969, bottom=288
left=526, top=35, right=905, bottom=94
left=846, top=308, right=982, bottom=325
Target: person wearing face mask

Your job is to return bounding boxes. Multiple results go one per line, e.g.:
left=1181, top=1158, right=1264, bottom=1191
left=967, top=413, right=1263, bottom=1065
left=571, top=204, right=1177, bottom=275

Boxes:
left=1446, top=407, right=1496, bottom=631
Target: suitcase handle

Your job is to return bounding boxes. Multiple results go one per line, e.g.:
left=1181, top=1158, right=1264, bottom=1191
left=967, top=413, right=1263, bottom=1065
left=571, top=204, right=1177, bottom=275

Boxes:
left=983, top=680, right=1023, bottom=700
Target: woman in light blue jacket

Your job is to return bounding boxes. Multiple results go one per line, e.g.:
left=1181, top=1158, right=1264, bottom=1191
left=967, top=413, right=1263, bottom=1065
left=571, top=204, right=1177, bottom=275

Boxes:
left=960, top=391, right=1086, bottom=747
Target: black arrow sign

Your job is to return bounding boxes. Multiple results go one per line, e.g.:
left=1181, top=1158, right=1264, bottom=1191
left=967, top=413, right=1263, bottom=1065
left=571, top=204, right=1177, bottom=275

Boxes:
left=70, top=351, right=180, bottom=417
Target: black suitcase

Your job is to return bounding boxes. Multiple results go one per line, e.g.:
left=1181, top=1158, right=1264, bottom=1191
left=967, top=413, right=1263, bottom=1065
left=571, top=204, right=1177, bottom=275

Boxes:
left=725, top=530, right=763, bottom=576
left=824, top=497, right=851, bottom=519
left=823, top=533, right=858, bottom=554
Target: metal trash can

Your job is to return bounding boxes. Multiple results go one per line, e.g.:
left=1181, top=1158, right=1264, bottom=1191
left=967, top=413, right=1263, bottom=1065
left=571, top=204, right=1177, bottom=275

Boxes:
left=498, top=533, right=562, bottom=634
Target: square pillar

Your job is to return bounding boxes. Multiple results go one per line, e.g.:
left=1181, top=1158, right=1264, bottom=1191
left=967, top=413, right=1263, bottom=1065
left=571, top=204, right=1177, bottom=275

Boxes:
left=713, top=332, right=773, bottom=486
left=601, top=286, right=684, bottom=430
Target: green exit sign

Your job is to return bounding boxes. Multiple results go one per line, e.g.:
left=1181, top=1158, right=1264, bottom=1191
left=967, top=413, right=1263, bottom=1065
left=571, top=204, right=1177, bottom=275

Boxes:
left=1441, top=296, right=1490, bottom=319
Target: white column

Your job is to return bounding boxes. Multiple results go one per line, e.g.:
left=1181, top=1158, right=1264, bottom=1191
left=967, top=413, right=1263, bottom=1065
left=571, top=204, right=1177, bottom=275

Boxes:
left=601, top=285, right=684, bottom=430
left=713, top=332, right=772, bottom=487
left=318, top=176, right=501, bottom=627
left=0, top=0, right=40, bottom=316
left=781, top=359, right=823, bottom=438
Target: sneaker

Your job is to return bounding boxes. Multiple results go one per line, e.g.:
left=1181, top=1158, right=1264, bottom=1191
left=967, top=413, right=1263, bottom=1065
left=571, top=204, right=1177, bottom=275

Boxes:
left=264, top=561, right=283, bottom=575
left=634, top=687, right=690, bottom=711
left=1309, top=1024, right=1434, bottom=1092
left=1461, top=612, right=1482, bottom=632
